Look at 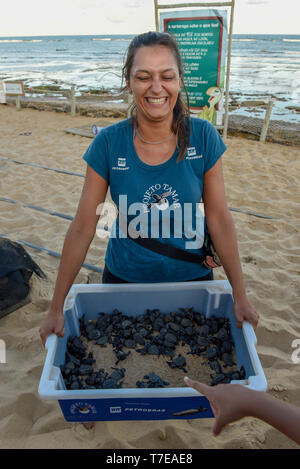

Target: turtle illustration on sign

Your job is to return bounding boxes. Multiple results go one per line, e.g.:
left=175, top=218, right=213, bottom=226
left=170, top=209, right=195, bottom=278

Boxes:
left=198, top=87, right=223, bottom=125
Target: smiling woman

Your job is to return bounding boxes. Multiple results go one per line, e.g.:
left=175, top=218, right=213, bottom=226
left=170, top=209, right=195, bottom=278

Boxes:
left=40, top=31, right=259, bottom=366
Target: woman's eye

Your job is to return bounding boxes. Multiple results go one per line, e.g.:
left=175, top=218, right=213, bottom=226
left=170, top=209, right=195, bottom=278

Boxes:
left=163, top=76, right=176, bottom=80
left=137, top=76, right=149, bottom=81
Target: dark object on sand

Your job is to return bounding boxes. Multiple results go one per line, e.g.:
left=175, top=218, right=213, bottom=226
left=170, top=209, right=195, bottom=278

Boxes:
left=136, top=372, right=170, bottom=388
left=0, top=238, right=46, bottom=319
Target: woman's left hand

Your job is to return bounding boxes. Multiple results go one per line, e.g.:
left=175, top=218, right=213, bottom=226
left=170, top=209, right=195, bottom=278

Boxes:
left=233, top=295, right=259, bottom=330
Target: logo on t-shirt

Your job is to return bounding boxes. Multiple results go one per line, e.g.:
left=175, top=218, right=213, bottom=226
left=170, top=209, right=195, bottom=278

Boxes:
left=118, top=157, right=126, bottom=167
left=147, top=191, right=171, bottom=211
left=186, top=147, right=203, bottom=160
left=142, top=183, right=180, bottom=213
left=187, top=147, right=197, bottom=156
left=112, top=157, right=130, bottom=171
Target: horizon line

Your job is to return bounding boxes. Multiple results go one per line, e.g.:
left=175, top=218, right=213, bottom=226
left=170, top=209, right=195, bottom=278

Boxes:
left=1, top=32, right=300, bottom=38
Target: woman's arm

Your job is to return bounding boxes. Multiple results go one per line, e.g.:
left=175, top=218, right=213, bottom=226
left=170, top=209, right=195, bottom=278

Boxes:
left=39, top=165, right=108, bottom=346
left=202, top=158, right=259, bottom=328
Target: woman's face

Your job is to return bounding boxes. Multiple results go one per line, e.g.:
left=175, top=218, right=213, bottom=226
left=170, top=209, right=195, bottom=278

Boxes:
left=127, top=45, right=182, bottom=124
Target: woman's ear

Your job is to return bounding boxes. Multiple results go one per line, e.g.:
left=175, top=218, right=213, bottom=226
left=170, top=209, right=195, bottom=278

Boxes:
left=126, top=80, right=131, bottom=93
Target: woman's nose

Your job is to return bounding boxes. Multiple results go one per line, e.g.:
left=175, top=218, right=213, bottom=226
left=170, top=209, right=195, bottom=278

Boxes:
left=151, top=77, right=163, bottom=94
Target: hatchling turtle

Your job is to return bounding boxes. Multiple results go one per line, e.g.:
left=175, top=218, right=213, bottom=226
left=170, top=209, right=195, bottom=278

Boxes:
left=210, top=373, right=231, bottom=386
left=137, top=372, right=169, bottom=388
left=167, top=354, right=187, bottom=372
left=221, top=352, right=235, bottom=367
left=114, top=349, right=131, bottom=365
left=109, top=367, right=126, bottom=383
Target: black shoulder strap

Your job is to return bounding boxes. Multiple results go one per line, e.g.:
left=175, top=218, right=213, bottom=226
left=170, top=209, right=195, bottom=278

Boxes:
left=123, top=216, right=206, bottom=264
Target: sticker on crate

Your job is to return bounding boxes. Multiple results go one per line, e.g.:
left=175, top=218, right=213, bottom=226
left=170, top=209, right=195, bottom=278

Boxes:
left=70, top=402, right=97, bottom=416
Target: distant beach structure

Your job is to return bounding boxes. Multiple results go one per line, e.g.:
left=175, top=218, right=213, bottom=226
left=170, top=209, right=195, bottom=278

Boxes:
left=0, top=34, right=299, bottom=122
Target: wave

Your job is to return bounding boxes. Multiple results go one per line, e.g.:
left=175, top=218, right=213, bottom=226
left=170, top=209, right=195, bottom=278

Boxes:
left=92, top=37, right=130, bottom=41
left=233, top=38, right=256, bottom=42
left=0, top=39, right=43, bottom=43
left=282, top=38, right=300, bottom=42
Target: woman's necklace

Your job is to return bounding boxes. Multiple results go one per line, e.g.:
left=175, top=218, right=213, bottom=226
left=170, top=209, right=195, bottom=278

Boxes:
left=134, top=127, right=176, bottom=165
left=139, top=151, right=170, bottom=165
left=135, top=127, right=174, bottom=145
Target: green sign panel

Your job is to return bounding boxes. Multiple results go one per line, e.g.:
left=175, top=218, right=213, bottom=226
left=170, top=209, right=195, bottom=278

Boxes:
left=161, top=11, right=227, bottom=124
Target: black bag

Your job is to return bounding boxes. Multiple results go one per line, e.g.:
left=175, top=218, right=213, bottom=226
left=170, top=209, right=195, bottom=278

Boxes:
left=0, top=238, right=46, bottom=319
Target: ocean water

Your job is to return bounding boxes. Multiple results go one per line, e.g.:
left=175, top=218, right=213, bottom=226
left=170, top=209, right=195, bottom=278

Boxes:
left=0, top=34, right=299, bottom=122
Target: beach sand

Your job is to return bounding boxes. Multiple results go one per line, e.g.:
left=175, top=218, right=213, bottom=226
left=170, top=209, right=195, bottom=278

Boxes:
left=0, top=104, right=299, bottom=449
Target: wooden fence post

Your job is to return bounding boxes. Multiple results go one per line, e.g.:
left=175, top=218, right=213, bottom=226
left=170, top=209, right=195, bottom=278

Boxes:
left=70, top=86, right=76, bottom=116
left=260, top=98, right=274, bottom=143
left=16, top=95, right=21, bottom=111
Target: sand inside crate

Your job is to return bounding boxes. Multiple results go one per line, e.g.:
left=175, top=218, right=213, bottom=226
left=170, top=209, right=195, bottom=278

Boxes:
left=81, top=335, right=238, bottom=388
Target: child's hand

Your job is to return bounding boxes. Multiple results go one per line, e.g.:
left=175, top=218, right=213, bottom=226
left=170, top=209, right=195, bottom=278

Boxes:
left=184, top=377, right=253, bottom=436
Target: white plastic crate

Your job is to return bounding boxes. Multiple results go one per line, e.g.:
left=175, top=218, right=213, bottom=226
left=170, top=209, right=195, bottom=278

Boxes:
left=38, top=280, right=267, bottom=422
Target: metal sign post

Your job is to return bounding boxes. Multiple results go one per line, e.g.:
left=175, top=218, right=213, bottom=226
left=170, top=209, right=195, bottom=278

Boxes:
left=154, top=0, right=235, bottom=139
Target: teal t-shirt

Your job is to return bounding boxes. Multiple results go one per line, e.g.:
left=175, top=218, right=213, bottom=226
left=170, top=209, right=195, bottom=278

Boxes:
left=83, top=117, right=226, bottom=282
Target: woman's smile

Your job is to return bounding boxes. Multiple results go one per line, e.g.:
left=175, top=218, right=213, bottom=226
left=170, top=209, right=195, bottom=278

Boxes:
left=146, top=97, right=168, bottom=104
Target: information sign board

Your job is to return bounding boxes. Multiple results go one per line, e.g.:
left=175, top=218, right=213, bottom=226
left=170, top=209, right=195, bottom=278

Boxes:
left=160, top=9, right=227, bottom=125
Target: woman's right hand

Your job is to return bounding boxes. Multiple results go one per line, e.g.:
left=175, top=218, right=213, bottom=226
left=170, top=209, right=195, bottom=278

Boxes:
left=39, top=311, right=65, bottom=347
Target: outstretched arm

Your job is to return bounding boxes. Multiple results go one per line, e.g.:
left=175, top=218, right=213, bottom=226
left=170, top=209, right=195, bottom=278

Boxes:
left=39, top=165, right=108, bottom=346
left=184, top=377, right=300, bottom=445
left=203, top=158, right=259, bottom=329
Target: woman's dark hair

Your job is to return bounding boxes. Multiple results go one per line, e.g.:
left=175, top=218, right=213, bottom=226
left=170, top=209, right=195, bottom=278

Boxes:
left=122, top=31, right=190, bottom=162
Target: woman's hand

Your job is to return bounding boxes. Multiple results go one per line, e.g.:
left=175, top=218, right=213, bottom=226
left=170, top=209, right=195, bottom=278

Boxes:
left=233, top=295, right=259, bottom=330
left=39, top=311, right=65, bottom=347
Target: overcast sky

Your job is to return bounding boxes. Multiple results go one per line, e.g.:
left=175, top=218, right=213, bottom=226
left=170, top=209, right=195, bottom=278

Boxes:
left=1, top=0, right=299, bottom=36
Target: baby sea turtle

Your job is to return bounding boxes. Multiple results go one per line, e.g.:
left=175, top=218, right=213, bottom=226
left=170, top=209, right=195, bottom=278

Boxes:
left=114, top=349, right=131, bottom=365
left=167, top=354, right=187, bottom=373
left=133, top=333, right=145, bottom=346
left=67, top=336, right=86, bottom=360
left=197, top=337, right=210, bottom=347
left=220, top=340, right=233, bottom=354
left=109, top=367, right=126, bottom=383
left=209, top=359, right=222, bottom=374
left=96, top=335, right=109, bottom=347
left=210, top=373, right=231, bottom=386
left=102, top=378, right=123, bottom=389
left=137, top=372, right=169, bottom=388
left=222, top=352, right=235, bottom=367
left=124, top=339, right=136, bottom=349
left=218, top=327, right=230, bottom=341
left=78, top=364, right=94, bottom=375
left=187, top=343, right=206, bottom=356
left=199, top=324, right=210, bottom=337
left=205, top=345, right=219, bottom=360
